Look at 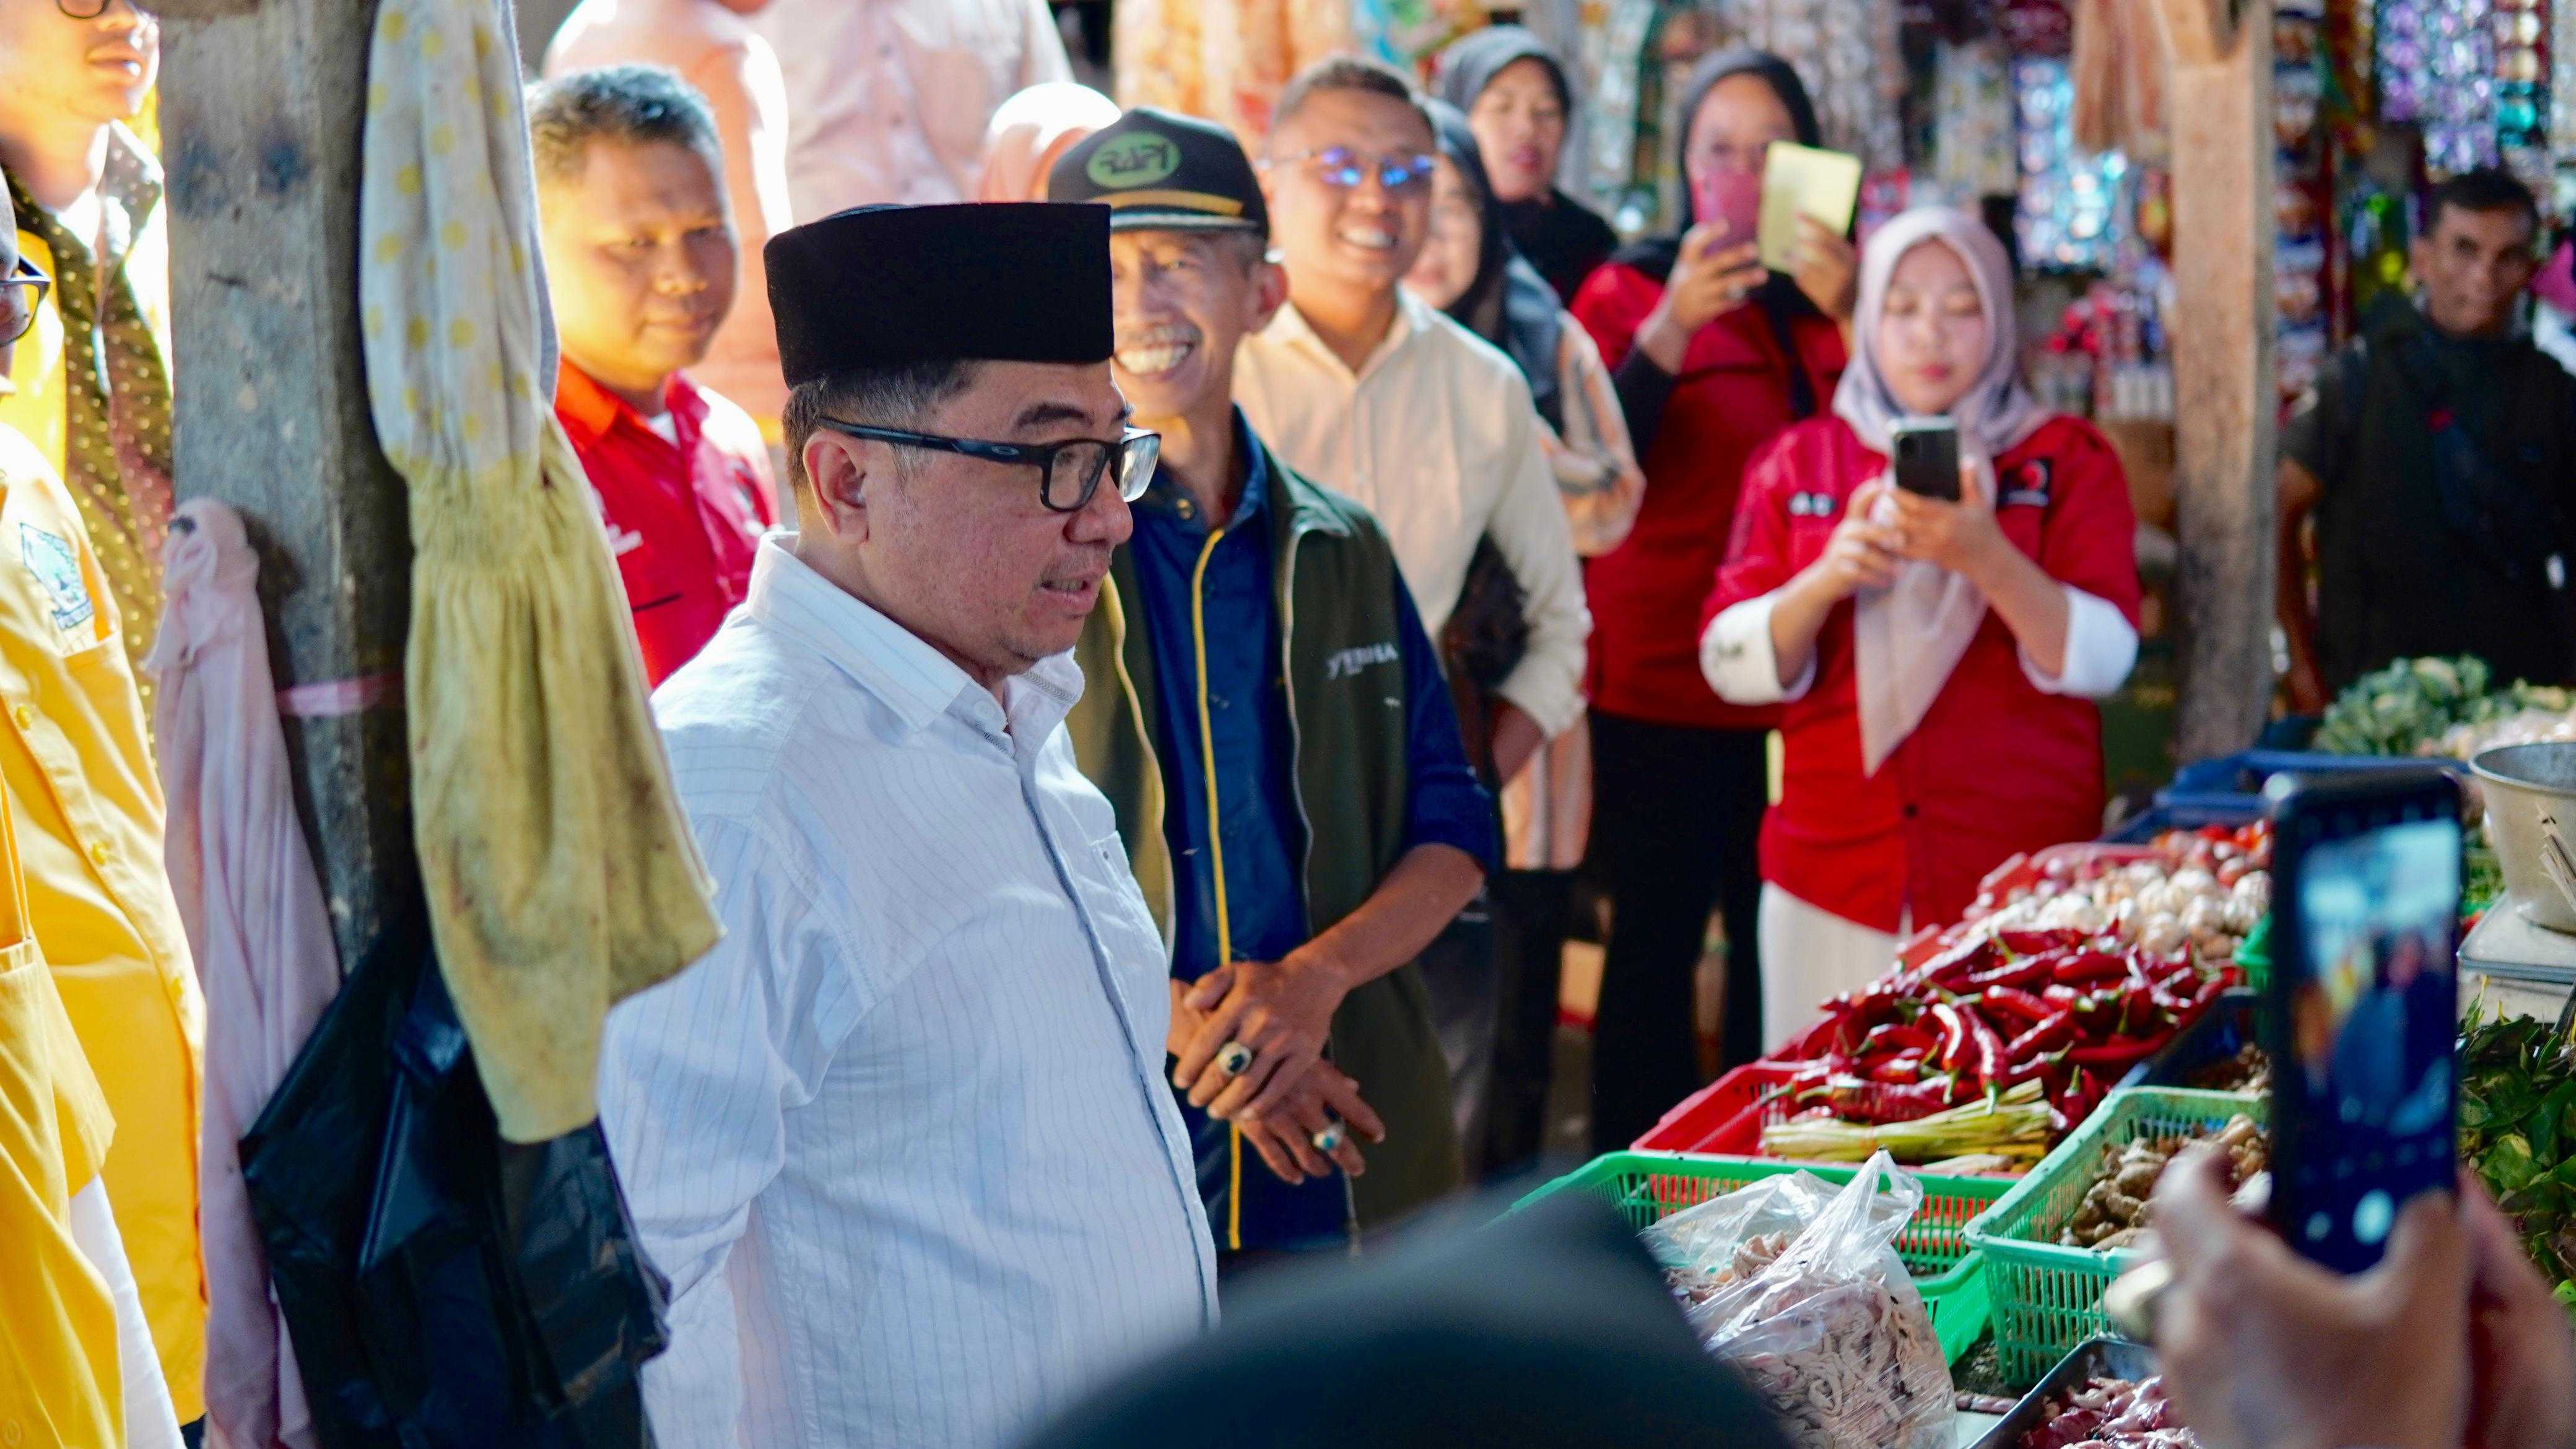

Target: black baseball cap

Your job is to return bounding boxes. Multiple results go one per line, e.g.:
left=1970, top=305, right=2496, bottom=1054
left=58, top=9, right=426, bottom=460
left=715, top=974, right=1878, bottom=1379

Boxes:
left=1048, top=108, right=1268, bottom=237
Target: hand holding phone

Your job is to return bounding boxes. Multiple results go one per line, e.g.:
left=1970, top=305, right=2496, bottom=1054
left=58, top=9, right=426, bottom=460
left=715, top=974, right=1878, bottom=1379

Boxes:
left=1890, top=419, right=1962, bottom=502
left=1693, top=167, right=1764, bottom=248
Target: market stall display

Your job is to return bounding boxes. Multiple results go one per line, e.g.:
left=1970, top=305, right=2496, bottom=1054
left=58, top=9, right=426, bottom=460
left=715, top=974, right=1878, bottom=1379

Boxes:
left=2310, top=655, right=2572, bottom=759
left=2055, top=1114, right=2264, bottom=1251
left=1513, top=1150, right=2009, bottom=1362
left=2013, top=1371, right=2198, bottom=1449
left=1965, top=1088, right=2266, bottom=1380
left=1953, top=827, right=2270, bottom=963
left=2458, top=1009, right=2576, bottom=1313
left=1963, top=1338, right=2177, bottom=1449
left=1640, top=1153, right=1955, bottom=1449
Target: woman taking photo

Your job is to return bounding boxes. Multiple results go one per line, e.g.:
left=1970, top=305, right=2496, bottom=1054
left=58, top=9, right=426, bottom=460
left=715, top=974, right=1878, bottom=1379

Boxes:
left=1567, top=50, right=1852, bottom=1151
left=1701, top=207, right=2141, bottom=1039
left=1435, top=26, right=1620, bottom=303
left=1405, top=100, right=1646, bottom=1174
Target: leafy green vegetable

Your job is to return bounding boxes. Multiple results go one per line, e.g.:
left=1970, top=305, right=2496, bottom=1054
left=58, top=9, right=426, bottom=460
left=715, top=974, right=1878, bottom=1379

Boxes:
left=2458, top=1007, right=2576, bottom=1316
left=2312, top=655, right=2572, bottom=757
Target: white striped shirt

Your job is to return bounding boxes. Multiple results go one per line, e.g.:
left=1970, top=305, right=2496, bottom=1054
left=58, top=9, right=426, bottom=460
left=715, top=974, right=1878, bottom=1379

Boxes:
left=600, top=537, right=1218, bottom=1449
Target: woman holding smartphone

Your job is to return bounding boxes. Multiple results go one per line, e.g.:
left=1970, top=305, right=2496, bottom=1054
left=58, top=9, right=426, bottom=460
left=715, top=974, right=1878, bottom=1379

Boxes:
left=1566, top=50, right=1852, bottom=1150
left=1700, top=206, right=2143, bottom=1040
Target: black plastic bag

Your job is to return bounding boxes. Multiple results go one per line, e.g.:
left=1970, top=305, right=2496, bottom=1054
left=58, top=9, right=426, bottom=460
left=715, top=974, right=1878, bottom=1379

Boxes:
left=241, top=906, right=668, bottom=1448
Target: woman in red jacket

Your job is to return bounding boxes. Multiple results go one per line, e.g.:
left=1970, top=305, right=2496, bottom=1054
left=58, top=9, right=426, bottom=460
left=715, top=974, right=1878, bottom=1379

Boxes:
left=1569, top=50, right=1853, bottom=1149
left=1700, top=207, right=2141, bottom=1045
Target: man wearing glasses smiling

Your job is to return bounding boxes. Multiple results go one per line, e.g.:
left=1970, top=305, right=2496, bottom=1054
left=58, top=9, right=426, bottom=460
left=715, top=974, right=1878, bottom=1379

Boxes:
left=596, top=202, right=1217, bottom=1449
left=0, top=0, right=172, bottom=707
left=1233, top=55, right=1590, bottom=1163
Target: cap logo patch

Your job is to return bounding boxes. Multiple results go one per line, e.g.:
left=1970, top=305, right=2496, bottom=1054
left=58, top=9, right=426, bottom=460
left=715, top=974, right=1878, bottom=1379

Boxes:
left=1089, top=134, right=1181, bottom=189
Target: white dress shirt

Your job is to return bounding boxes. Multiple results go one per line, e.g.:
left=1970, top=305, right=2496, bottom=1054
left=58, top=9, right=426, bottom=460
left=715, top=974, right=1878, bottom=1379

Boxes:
left=742, top=0, right=1072, bottom=218
left=601, top=538, right=1217, bottom=1449
left=1233, top=289, right=1592, bottom=737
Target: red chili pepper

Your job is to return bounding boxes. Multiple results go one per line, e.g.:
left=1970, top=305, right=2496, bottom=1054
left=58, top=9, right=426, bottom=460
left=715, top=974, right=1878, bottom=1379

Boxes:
left=2006, top=1009, right=2078, bottom=1059
left=1773, top=1010, right=1853, bottom=1062
left=1997, top=929, right=2086, bottom=957
left=1858, top=1022, right=1936, bottom=1056
left=1868, top=1052, right=1926, bottom=1083
left=2053, top=951, right=2128, bottom=985
left=1964, top=1008, right=2011, bottom=1090
left=2042, top=983, right=2083, bottom=1007
left=1825, top=1074, right=1961, bottom=1124
left=1964, top=958, right=2056, bottom=993
left=1979, top=985, right=2055, bottom=1024
left=1927, top=1001, right=1970, bottom=1074
left=2066, top=1029, right=2173, bottom=1068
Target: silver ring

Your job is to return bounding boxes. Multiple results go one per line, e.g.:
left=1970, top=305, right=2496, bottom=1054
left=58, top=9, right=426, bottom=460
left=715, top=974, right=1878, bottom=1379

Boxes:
left=1310, top=1120, right=1346, bottom=1154
left=1215, top=1041, right=1254, bottom=1079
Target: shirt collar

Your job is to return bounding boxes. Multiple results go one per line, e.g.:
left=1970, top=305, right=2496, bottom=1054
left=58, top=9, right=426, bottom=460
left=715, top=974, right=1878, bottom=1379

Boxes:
left=8, top=123, right=161, bottom=269
left=744, top=534, right=1086, bottom=747
left=1260, top=290, right=1427, bottom=383
left=1132, top=407, right=1269, bottom=531
left=555, top=359, right=694, bottom=450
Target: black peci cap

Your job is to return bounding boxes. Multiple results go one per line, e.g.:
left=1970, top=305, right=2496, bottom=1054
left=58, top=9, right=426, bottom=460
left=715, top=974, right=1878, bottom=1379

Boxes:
left=1047, top=108, right=1268, bottom=237
left=764, top=202, right=1113, bottom=386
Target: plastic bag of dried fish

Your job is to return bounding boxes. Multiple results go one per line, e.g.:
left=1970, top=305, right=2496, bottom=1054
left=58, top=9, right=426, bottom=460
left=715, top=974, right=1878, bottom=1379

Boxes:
left=1642, top=1154, right=1953, bottom=1449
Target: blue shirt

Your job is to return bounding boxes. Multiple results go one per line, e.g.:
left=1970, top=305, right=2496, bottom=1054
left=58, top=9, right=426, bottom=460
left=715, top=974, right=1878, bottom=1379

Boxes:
left=1124, top=411, right=1497, bottom=1250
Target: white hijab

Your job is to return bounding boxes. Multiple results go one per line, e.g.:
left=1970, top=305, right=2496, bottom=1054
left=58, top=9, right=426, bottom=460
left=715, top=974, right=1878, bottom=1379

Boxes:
left=1831, top=207, right=2051, bottom=773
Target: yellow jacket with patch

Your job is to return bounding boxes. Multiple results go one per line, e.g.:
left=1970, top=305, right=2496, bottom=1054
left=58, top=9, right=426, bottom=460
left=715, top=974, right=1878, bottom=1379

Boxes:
left=0, top=423, right=204, bottom=1421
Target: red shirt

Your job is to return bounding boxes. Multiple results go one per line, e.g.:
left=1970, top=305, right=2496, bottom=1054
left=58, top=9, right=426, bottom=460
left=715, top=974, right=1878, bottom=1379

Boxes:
left=1707, top=415, right=2142, bottom=931
left=557, top=361, right=776, bottom=687
left=1569, top=261, right=1848, bottom=730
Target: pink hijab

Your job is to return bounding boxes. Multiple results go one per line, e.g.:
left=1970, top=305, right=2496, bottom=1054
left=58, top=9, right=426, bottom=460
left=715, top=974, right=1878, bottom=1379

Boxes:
left=1835, top=207, right=2055, bottom=773
left=975, top=83, right=1122, bottom=202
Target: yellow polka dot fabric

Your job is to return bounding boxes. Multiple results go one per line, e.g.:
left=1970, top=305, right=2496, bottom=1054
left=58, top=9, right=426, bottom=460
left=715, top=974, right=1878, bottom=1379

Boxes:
left=357, top=0, right=717, bottom=1143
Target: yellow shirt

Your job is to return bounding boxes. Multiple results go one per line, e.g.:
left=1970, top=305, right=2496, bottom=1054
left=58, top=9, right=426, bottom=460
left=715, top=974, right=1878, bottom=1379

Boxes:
left=0, top=424, right=203, bottom=1421
left=0, top=784, right=124, bottom=1449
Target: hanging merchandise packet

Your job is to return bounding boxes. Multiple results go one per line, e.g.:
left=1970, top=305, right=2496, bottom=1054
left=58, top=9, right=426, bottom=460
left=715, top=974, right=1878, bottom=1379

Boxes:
left=1758, top=142, right=1865, bottom=272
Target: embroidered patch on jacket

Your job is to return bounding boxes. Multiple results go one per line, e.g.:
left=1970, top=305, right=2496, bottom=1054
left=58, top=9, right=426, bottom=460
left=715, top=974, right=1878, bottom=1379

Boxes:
left=2001, top=459, right=2053, bottom=509
left=19, top=523, right=93, bottom=633
left=1323, top=642, right=1401, bottom=681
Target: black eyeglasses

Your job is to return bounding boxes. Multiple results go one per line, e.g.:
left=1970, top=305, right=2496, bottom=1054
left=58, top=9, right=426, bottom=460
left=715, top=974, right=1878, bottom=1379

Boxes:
left=1, top=258, right=51, bottom=349
left=817, top=419, right=1160, bottom=513
left=1269, top=146, right=1438, bottom=195
left=56, top=0, right=152, bottom=17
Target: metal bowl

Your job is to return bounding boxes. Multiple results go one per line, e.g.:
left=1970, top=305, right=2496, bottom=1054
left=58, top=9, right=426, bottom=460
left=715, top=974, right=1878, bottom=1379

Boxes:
left=2471, top=742, right=2576, bottom=932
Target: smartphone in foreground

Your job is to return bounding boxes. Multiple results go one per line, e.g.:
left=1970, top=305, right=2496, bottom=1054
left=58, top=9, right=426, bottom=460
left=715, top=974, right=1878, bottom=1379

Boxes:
left=2261, top=768, right=2462, bottom=1273
left=1890, top=419, right=1961, bottom=502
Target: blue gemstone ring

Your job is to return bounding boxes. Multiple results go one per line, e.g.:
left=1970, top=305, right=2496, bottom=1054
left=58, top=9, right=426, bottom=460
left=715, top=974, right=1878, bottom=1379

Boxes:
left=1310, top=1120, right=1347, bottom=1155
left=1216, top=1042, right=1255, bottom=1078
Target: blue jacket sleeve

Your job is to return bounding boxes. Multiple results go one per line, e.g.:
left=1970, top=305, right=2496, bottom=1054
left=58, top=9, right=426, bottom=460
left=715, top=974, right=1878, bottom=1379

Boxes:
left=1393, top=576, right=1502, bottom=874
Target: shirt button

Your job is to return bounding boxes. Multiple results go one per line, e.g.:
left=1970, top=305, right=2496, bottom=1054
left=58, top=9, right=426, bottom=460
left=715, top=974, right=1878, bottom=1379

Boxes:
left=87, top=840, right=111, bottom=865
left=1903, top=804, right=1920, bottom=819
left=7, top=705, right=28, bottom=729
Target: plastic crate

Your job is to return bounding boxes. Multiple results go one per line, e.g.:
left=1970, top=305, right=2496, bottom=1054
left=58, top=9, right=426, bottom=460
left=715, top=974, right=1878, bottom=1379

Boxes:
left=2156, top=749, right=2452, bottom=816
left=2233, top=913, right=2271, bottom=993
left=1964, top=1336, right=2160, bottom=1440
left=1963, top=1088, right=2266, bottom=1383
left=1632, top=1063, right=1803, bottom=1154
left=2100, top=798, right=2265, bottom=844
left=2117, top=988, right=2260, bottom=1091
left=1512, top=1151, right=2006, bottom=1363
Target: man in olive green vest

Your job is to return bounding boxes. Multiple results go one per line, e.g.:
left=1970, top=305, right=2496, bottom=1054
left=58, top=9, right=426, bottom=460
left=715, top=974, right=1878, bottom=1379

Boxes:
left=1052, top=109, right=1495, bottom=1265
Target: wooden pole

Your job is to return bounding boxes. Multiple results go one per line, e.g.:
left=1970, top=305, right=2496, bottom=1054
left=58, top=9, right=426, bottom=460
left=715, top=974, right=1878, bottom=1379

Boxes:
left=155, top=0, right=419, bottom=965
left=2152, top=0, right=2279, bottom=760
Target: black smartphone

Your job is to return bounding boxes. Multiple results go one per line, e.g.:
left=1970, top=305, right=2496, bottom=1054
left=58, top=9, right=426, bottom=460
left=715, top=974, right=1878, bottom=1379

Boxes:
left=2261, top=768, right=2463, bottom=1273
left=1890, top=419, right=1961, bottom=502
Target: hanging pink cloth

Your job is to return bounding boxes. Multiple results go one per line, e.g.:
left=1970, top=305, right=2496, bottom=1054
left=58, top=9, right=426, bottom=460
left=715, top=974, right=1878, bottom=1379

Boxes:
left=146, top=498, right=335, bottom=1449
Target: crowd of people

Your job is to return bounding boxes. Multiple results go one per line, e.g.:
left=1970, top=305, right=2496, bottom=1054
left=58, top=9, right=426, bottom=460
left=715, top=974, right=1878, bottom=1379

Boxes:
left=2, top=0, right=2574, bottom=1446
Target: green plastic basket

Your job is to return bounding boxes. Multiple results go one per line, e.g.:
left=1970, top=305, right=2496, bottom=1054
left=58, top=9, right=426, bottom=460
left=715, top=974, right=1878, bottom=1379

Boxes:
left=2233, top=913, right=2271, bottom=994
left=1962, top=1088, right=2266, bottom=1385
left=1512, top=1151, right=2009, bottom=1363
